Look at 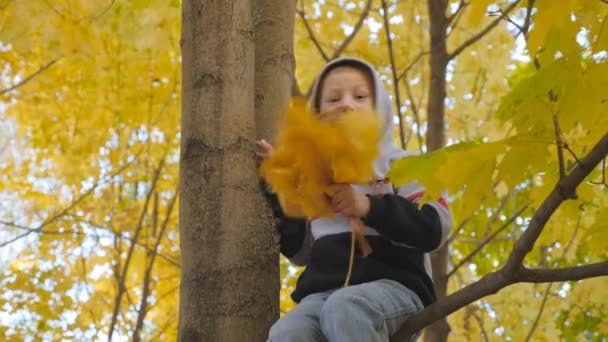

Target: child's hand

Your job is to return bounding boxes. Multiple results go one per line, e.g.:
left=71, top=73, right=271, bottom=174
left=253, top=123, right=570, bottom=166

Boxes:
left=255, top=139, right=274, bottom=161
left=330, top=184, right=370, bottom=218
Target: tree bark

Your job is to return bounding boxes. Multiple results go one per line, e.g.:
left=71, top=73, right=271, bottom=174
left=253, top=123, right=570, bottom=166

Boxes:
left=179, top=0, right=293, bottom=340
left=424, top=0, right=451, bottom=341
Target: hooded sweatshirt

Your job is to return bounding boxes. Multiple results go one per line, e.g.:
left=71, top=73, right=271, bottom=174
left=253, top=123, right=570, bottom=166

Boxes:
left=268, top=57, right=452, bottom=306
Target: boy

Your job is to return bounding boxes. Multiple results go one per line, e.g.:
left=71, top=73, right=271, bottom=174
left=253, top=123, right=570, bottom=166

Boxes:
left=257, top=57, right=452, bottom=342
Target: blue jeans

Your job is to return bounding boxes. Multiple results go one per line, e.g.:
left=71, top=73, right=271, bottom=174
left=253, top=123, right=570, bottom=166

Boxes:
left=267, top=279, right=424, bottom=342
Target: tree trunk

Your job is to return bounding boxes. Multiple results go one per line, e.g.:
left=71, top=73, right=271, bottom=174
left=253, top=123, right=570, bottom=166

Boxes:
left=254, top=0, right=297, bottom=142
left=178, top=0, right=293, bottom=340
left=424, top=0, right=451, bottom=341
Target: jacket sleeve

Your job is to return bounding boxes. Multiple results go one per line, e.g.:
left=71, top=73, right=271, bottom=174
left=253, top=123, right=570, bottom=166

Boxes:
left=362, top=181, right=452, bottom=252
left=261, top=183, right=313, bottom=266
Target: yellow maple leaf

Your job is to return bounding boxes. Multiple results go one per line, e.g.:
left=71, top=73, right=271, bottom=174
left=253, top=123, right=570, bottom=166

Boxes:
left=260, top=98, right=381, bottom=219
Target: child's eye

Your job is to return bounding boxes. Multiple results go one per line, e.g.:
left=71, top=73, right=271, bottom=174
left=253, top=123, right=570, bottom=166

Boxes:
left=356, top=95, right=368, bottom=99
left=329, top=98, right=339, bottom=102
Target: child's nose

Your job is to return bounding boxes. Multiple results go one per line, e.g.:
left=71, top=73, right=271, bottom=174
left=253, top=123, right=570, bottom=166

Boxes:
left=337, top=96, right=355, bottom=111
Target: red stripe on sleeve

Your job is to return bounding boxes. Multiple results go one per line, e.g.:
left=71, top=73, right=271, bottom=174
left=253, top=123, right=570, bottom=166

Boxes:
left=438, top=197, right=449, bottom=210
left=405, top=192, right=425, bottom=202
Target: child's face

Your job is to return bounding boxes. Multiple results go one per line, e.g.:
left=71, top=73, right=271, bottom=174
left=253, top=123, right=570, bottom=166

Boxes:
left=318, top=66, right=375, bottom=117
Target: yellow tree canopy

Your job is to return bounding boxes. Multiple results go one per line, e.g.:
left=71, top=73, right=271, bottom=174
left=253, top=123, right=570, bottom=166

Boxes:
left=0, top=0, right=607, bottom=340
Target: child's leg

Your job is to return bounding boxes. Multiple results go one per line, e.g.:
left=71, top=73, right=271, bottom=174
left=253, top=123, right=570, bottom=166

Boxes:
left=319, top=279, right=423, bottom=342
left=267, top=292, right=330, bottom=342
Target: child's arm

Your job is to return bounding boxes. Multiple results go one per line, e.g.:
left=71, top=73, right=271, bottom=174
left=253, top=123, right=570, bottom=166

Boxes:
left=256, top=139, right=312, bottom=265
left=262, top=186, right=312, bottom=266
left=362, top=182, right=452, bottom=252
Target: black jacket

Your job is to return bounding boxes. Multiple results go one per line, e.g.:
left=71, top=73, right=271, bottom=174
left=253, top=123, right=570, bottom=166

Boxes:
left=264, top=182, right=452, bottom=307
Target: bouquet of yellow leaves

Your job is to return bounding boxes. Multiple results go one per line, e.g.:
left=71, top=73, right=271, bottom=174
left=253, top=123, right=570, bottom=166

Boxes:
left=259, top=98, right=381, bottom=219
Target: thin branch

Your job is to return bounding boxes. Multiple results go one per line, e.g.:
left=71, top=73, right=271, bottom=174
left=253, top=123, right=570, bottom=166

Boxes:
left=515, top=262, right=608, bottom=283
left=62, top=215, right=181, bottom=268
left=330, top=0, right=372, bottom=60
left=402, top=77, right=424, bottom=152
left=453, top=237, right=511, bottom=244
left=0, top=59, right=59, bottom=96
left=296, top=5, right=329, bottom=62
left=380, top=0, right=406, bottom=149
left=521, top=0, right=535, bottom=39
left=525, top=213, right=581, bottom=341
left=447, top=214, right=474, bottom=244
left=108, top=155, right=167, bottom=341
left=303, top=0, right=372, bottom=97
left=88, top=0, right=115, bottom=22
left=133, top=189, right=178, bottom=342
left=553, top=115, right=567, bottom=180
left=589, top=157, right=607, bottom=185
left=448, top=204, right=529, bottom=278
left=491, top=9, right=524, bottom=34
left=448, top=0, right=523, bottom=60
left=472, top=311, right=490, bottom=342
left=446, top=0, right=467, bottom=25
left=0, top=150, right=141, bottom=248
left=482, top=192, right=513, bottom=237
left=397, top=51, right=429, bottom=81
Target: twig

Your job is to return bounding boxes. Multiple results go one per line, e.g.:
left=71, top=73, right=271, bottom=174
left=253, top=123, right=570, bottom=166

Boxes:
left=524, top=213, right=581, bottom=341
left=521, top=0, right=535, bottom=39
left=397, top=51, right=429, bottom=81
left=490, top=9, right=524, bottom=34
left=472, top=311, right=490, bottom=342
left=380, top=0, right=406, bottom=149
left=589, top=157, right=607, bottom=185
left=303, top=0, right=372, bottom=97
left=448, top=204, right=529, bottom=278
left=296, top=3, right=329, bottom=62
left=448, top=0, right=523, bottom=60
left=402, top=76, right=424, bottom=152
left=447, top=0, right=467, bottom=25
left=107, top=155, right=167, bottom=341
left=88, top=0, right=115, bottom=22
left=329, top=0, right=372, bottom=60
left=0, top=147, right=142, bottom=248
left=553, top=115, right=566, bottom=180
left=0, top=59, right=59, bottom=96
left=63, top=214, right=181, bottom=267
left=133, top=189, right=178, bottom=342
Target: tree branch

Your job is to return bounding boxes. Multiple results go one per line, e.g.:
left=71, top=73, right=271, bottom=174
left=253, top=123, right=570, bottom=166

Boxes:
left=296, top=3, right=329, bottom=62
left=553, top=115, right=567, bottom=181
left=519, top=0, right=535, bottom=39
left=391, top=132, right=608, bottom=340
left=303, top=0, right=372, bottom=97
left=330, top=0, right=371, bottom=60
left=0, top=152, right=140, bottom=248
left=525, top=213, right=581, bottom=341
left=380, top=0, right=406, bottom=149
left=504, top=132, right=608, bottom=274
left=446, top=0, right=467, bottom=25
left=515, top=262, right=608, bottom=283
left=447, top=204, right=529, bottom=278
left=108, top=155, right=166, bottom=341
left=133, top=188, right=178, bottom=342
left=447, top=0, right=523, bottom=60
left=402, top=76, right=424, bottom=152
left=0, top=59, right=59, bottom=96
left=397, top=51, right=429, bottom=81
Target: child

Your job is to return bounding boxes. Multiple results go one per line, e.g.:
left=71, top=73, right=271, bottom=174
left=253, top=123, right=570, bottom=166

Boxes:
left=256, top=57, right=452, bottom=342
